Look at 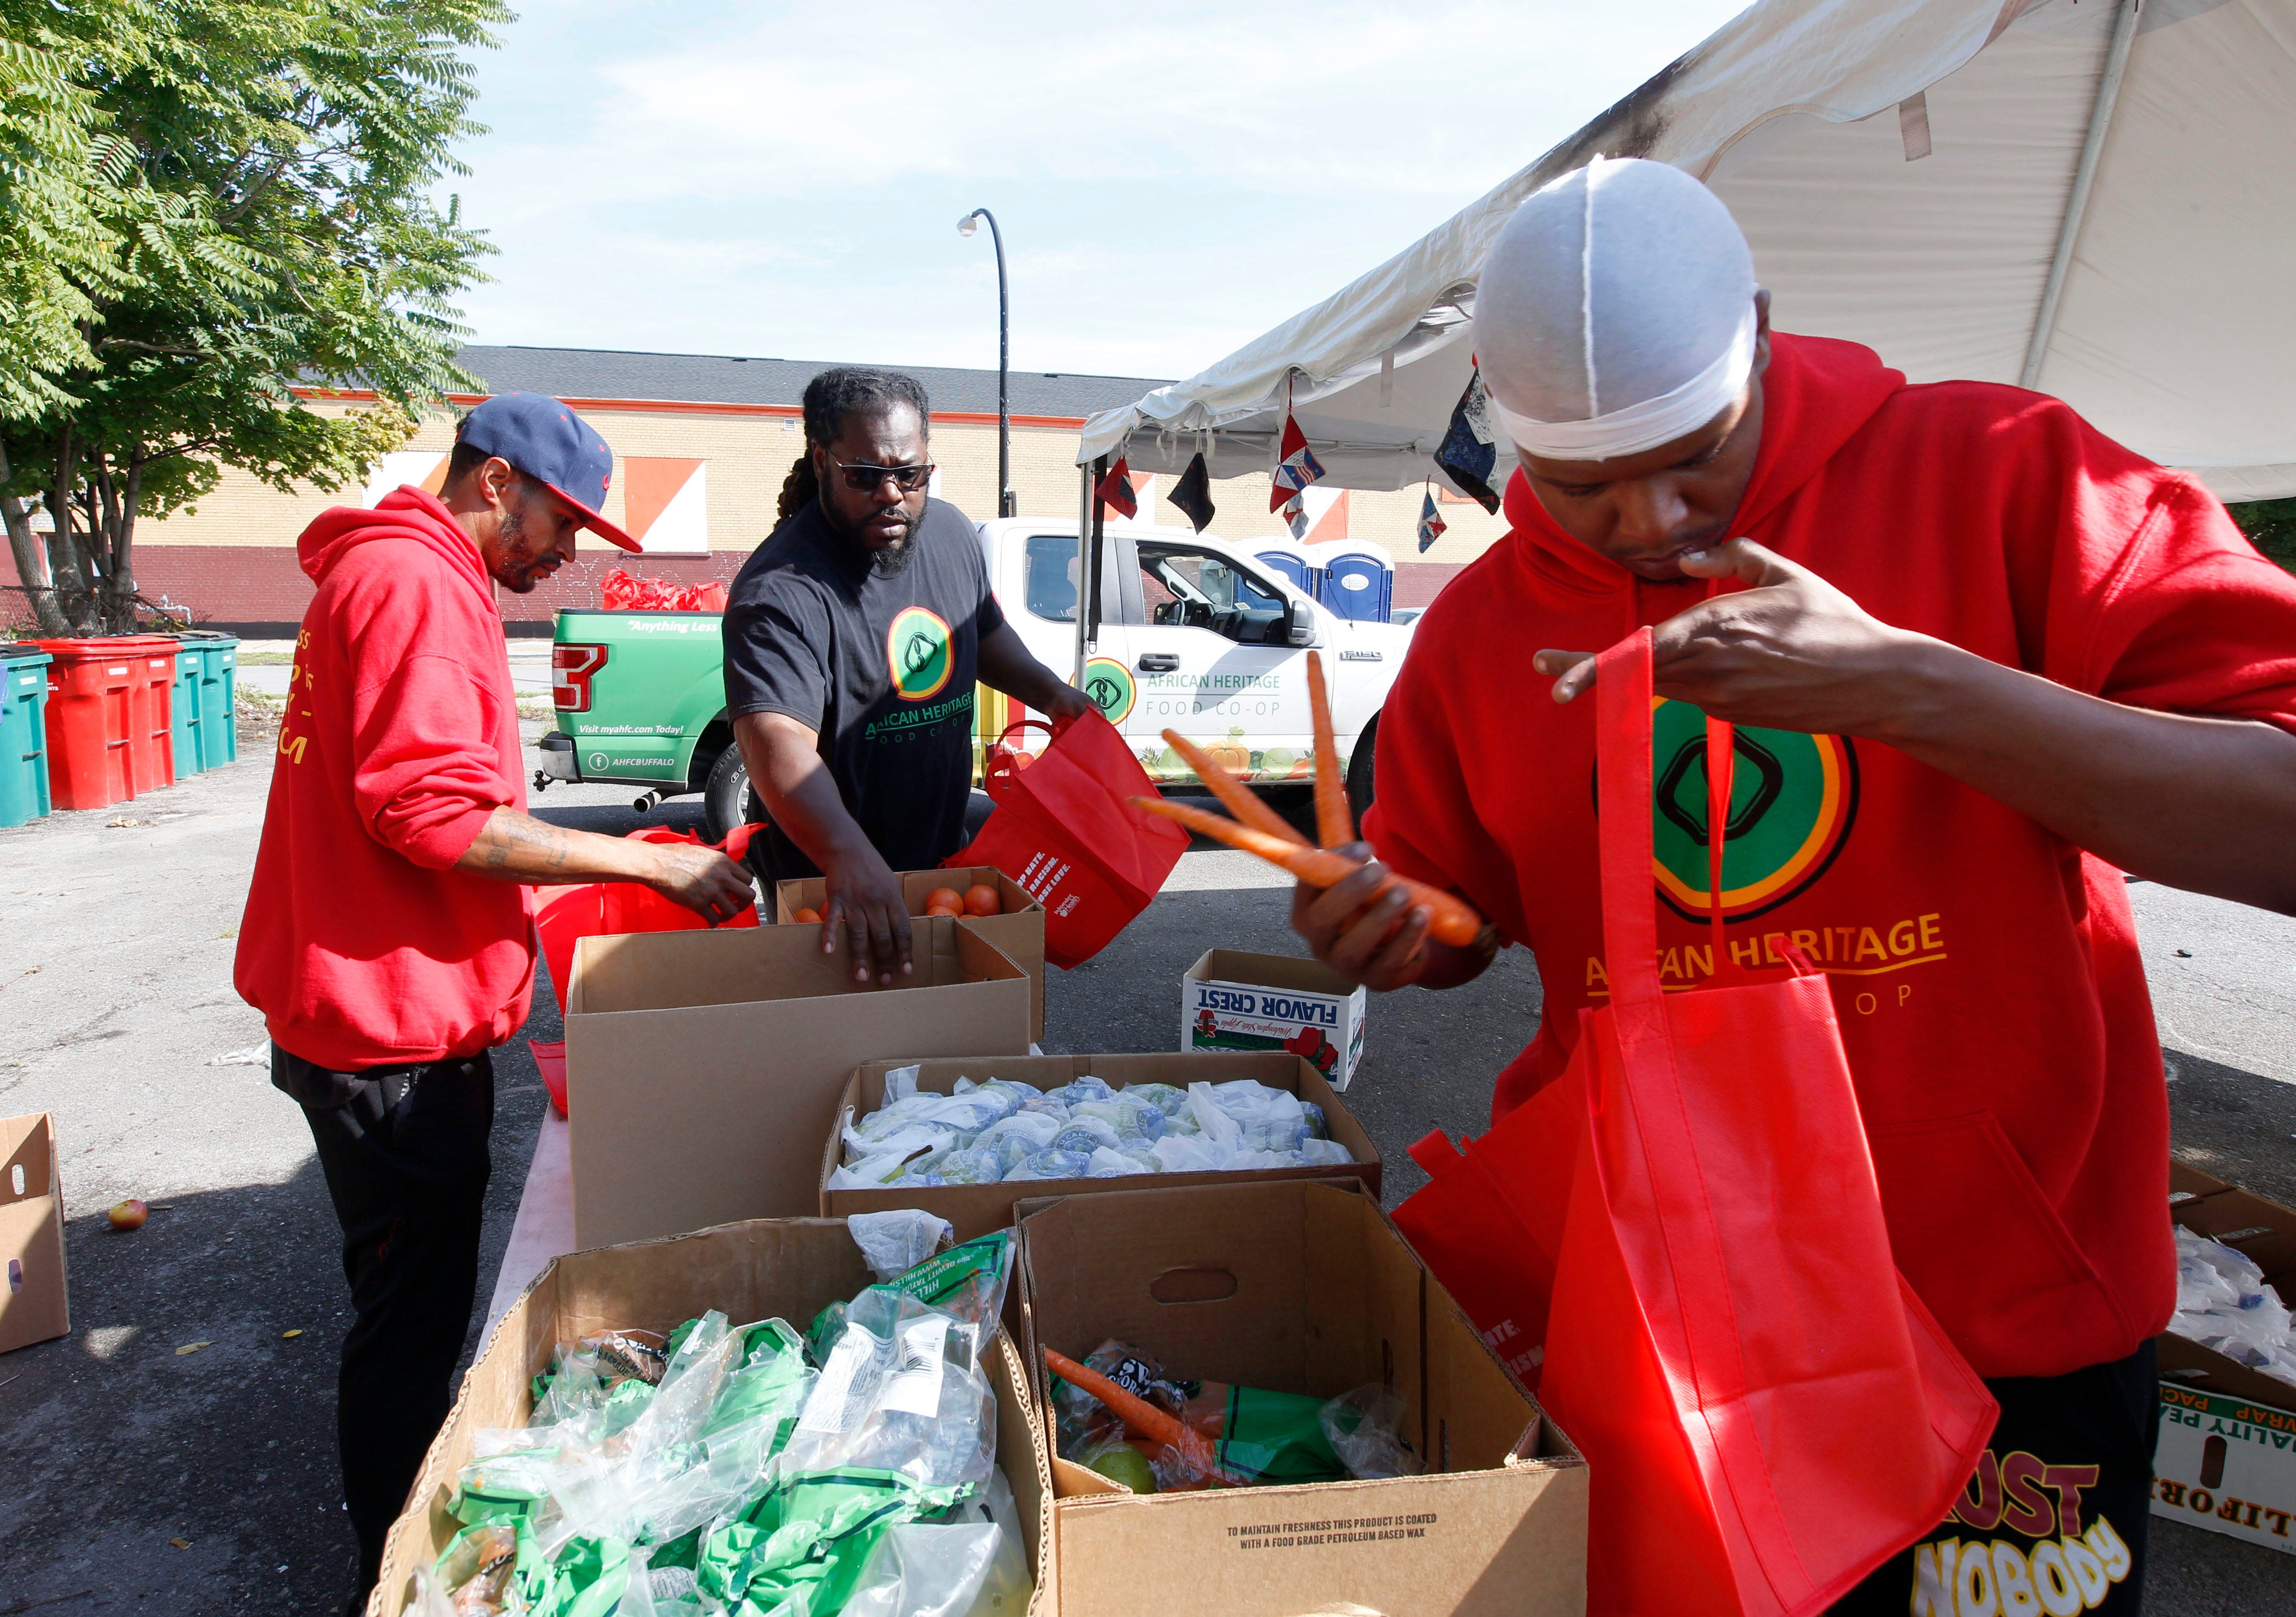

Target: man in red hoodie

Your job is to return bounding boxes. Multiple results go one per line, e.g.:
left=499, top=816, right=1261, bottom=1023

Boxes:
left=1295, top=160, right=2296, bottom=1612
left=236, top=393, right=752, bottom=1606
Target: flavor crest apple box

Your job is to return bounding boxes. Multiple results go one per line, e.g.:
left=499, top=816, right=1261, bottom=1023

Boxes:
left=1182, top=949, right=1367, bottom=1091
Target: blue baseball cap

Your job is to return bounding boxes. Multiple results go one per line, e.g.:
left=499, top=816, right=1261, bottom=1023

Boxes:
left=455, top=392, right=641, bottom=551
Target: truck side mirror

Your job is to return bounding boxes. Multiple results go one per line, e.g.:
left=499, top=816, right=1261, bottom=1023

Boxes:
left=1286, top=603, right=1319, bottom=648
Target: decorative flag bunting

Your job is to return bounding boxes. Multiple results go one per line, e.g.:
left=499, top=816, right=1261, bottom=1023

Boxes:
left=1096, top=456, right=1138, bottom=519
left=1269, top=413, right=1326, bottom=512
left=1283, top=494, right=1311, bottom=541
left=1168, top=452, right=1216, bottom=532
left=1434, top=366, right=1501, bottom=514
left=1416, top=486, right=1447, bottom=553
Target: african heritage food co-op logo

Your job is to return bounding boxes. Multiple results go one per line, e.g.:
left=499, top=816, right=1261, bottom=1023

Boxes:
left=886, top=607, right=953, bottom=701
left=1647, top=696, right=1858, bottom=922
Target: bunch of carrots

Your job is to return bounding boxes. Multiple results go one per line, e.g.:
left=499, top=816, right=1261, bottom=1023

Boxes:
left=1129, top=652, right=1487, bottom=950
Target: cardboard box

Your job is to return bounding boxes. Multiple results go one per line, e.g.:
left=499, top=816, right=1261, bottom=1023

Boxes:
left=777, top=865, right=1047, bottom=1041
left=1182, top=949, right=1368, bottom=1091
left=2160, top=1160, right=2296, bottom=1408
left=1, top=1113, right=68, bottom=1354
left=1017, top=1179, right=1587, bottom=1617
left=2154, top=1160, right=2296, bottom=1552
left=820, top=1052, right=1382, bottom=1242
left=2154, top=1382, right=2296, bottom=1554
left=566, top=915, right=1032, bottom=1250
left=368, top=1216, right=1053, bottom=1615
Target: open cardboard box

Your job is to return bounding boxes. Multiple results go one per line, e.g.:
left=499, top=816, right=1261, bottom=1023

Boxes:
left=566, top=915, right=1032, bottom=1250
left=1017, top=1179, right=1586, bottom=1617
left=1, top=1113, right=69, bottom=1354
left=2155, top=1160, right=2296, bottom=1555
left=367, top=1217, right=1054, bottom=1615
left=777, top=866, right=1047, bottom=1041
left=2162, top=1159, right=2296, bottom=1408
left=821, top=1053, right=1382, bottom=1242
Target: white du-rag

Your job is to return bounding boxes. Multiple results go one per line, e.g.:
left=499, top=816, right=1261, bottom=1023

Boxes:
left=1473, top=156, right=1758, bottom=463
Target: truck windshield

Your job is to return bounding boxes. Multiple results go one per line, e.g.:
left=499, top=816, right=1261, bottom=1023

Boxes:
left=1023, top=534, right=1080, bottom=622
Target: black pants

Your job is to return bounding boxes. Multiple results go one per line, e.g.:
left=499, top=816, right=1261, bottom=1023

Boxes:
left=275, top=1043, right=496, bottom=1597
left=1828, top=1340, right=2160, bottom=1615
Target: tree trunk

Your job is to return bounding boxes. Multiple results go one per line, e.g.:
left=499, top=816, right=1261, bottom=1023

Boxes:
left=0, top=440, right=72, bottom=636
left=105, top=458, right=143, bottom=634
left=46, top=425, right=94, bottom=634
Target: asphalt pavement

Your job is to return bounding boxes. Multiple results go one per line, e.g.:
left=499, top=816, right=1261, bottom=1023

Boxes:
left=0, top=715, right=2291, bottom=1613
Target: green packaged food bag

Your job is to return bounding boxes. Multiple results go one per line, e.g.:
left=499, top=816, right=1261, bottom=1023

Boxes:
left=447, top=1443, right=563, bottom=1525
left=806, top=1231, right=1012, bottom=1363
left=530, top=1534, right=631, bottom=1617
left=698, top=1468, right=969, bottom=1617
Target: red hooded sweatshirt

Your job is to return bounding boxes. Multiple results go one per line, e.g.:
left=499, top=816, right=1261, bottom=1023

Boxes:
left=1366, top=333, right=2296, bottom=1380
left=235, top=487, right=534, bottom=1070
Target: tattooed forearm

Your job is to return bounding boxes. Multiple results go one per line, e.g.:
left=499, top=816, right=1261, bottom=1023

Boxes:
left=455, top=808, right=613, bottom=885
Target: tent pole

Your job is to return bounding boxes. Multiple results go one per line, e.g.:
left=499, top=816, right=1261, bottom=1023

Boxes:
left=1087, top=455, right=1108, bottom=665
left=1073, top=464, right=1092, bottom=686
left=2020, top=0, right=2142, bottom=392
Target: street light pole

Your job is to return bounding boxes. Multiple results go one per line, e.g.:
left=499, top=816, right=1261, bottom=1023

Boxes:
left=958, top=207, right=1015, bottom=518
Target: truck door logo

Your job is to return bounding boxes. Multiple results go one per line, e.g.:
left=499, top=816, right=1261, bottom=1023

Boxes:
left=886, top=607, right=953, bottom=701
left=1082, top=655, right=1136, bottom=723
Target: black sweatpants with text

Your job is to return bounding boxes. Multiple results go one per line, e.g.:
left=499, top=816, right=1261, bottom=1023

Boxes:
left=274, top=1043, right=495, bottom=1598
left=1828, top=1340, right=2159, bottom=1615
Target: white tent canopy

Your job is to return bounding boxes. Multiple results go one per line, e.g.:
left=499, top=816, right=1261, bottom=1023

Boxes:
left=1079, top=0, right=2296, bottom=502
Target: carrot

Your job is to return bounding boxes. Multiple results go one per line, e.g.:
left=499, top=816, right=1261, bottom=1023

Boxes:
left=1306, top=650, right=1353, bottom=849
left=1161, top=729, right=1310, bottom=847
left=1046, top=1347, right=1243, bottom=1488
left=1131, top=796, right=1487, bottom=948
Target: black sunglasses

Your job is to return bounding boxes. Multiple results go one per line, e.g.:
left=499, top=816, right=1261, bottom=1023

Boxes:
left=830, top=458, right=935, bottom=493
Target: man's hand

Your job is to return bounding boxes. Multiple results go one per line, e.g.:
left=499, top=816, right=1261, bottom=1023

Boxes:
left=1532, top=537, right=1934, bottom=736
left=1040, top=682, right=1095, bottom=724
left=1290, top=841, right=1438, bottom=991
left=820, top=843, right=914, bottom=986
left=644, top=844, right=756, bottom=927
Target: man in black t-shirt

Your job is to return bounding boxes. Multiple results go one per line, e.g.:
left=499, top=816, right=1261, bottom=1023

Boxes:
left=724, top=367, right=1088, bottom=985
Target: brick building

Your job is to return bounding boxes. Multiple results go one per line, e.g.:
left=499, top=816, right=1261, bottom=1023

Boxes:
left=110, top=345, right=1508, bottom=632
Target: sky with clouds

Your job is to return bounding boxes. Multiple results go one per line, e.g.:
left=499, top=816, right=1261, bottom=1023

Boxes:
left=445, top=0, right=1750, bottom=384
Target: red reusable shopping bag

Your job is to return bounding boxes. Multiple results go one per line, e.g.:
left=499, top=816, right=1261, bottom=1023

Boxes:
left=947, top=712, right=1188, bottom=968
left=529, top=824, right=761, bottom=1115
left=1394, top=627, right=1996, bottom=1616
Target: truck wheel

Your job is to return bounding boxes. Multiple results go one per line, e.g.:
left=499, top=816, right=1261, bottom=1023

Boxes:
left=1347, top=714, right=1378, bottom=828
left=702, top=744, right=769, bottom=846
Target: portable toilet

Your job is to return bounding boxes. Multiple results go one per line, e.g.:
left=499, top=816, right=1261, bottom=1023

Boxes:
left=1308, top=540, right=1395, bottom=622
left=1252, top=539, right=1321, bottom=601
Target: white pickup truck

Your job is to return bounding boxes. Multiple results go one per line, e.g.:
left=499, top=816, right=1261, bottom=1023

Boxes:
left=542, top=514, right=1417, bottom=840
left=982, top=515, right=1415, bottom=817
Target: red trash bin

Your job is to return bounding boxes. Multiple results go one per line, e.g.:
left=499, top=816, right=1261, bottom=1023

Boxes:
left=118, top=635, right=180, bottom=793
left=30, top=637, right=179, bottom=809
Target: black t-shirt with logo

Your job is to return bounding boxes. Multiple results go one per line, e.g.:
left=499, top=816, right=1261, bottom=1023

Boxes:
left=722, top=496, right=1002, bottom=880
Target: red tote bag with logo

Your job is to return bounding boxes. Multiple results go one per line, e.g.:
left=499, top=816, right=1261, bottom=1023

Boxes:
left=948, top=711, right=1188, bottom=968
left=1395, top=627, right=1995, bottom=1616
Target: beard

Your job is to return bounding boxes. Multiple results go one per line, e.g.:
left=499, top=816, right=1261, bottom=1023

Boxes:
left=493, top=502, right=551, bottom=593
left=818, top=484, right=919, bottom=577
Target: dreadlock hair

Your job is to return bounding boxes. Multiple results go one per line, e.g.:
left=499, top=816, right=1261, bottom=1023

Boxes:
left=776, top=367, right=932, bottom=522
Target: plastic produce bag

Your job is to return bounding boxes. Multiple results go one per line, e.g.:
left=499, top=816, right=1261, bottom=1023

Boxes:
left=2170, top=1224, right=2296, bottom=1383
left=1319, top=1385, right=1421, bottom=1480
left=1004, top=1148, right=1095, bottom=1182
left=848, top=1211, right=955, bottom=1284
left=1051, top=1340, right=1348, bottom=1489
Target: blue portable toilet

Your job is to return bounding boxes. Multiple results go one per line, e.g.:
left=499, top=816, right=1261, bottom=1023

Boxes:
left=1317, top=549, right=1394, bottom=622
left=1254, top=544, right=1321, bottom=600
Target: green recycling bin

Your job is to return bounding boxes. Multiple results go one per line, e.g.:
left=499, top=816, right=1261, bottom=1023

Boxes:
left=168, top=646, right=206, bottom=776
left=176, top=632, right=241, bottom=770
left=0, top=645, right=54, bottom=826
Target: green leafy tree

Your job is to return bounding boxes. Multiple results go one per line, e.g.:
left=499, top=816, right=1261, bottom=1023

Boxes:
left=0, top=0, right=505, bottom=634
left=2229, top=499, right=2296, bottom=578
